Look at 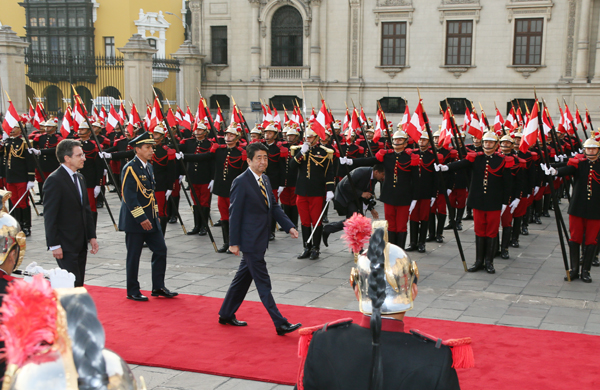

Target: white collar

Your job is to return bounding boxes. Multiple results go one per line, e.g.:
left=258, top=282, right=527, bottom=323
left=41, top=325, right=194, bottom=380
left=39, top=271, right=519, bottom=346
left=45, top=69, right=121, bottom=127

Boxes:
left=136, top=156, right=148, bottom=169
left=62, top=164, right=77, bottom=177
left=250, top=168, right=263, bottom=182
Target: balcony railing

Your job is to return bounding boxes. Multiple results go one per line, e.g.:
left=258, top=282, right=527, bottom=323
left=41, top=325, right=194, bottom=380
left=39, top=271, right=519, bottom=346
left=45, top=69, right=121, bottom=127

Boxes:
left=25, top=53, right=123, bottom=84
left=261, top=66, right=310, bottom=80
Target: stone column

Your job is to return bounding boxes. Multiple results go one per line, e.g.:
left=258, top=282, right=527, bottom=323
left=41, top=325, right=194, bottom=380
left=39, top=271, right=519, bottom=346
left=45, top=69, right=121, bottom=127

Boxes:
left=575, top=0, right=593, bottom=80
left=118, top=34, right=156, bottom=109
left=172, top=40, right=204, bottom=108
left=310, top=0, right=321, bottom=81
left=249, top=0, right=261, bottom=81
left=0, top=26, right=29, bottom=114
left=189, top=0, right=203, bottom=53
left=348, top=0, right=362, bottom=82
left=593, top=10, right=600, bottom=82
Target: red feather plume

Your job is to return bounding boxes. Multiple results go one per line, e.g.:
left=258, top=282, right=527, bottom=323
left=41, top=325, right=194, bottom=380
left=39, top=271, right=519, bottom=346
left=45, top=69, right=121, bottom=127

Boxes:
left=342, top=213, right=372, bottom=253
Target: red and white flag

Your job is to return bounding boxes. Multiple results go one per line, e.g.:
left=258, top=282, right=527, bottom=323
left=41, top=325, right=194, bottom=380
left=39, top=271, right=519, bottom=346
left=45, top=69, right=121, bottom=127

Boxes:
left=563, top=104, right=574, bottom=135
left=179, top=106, right=192, bottom=131
left=359, top=107, right=367, bottom=126
left=374, top=109, right=385, bottom=143
left=541, top=106, right=553, bottom=137
left=438, top=109, right=453, bottom=148
left=516, top=107, right=524, bottom=128
left=118, top=102, right=127, bottom=125
left=290, top=106, right=300, bottom=126
left=106, top=104, right=120, bottom=134
left=308, top=107, right=316, bottom=125
left=504, top=107, right=517, bottom=130
left=99, top=106, right=107, bottom=123
left=72, top=98, right=87, bottom=132
left=272, top=106, right=281, bottom=130
left=27, top=103, right=34, bottom=123
left=92, top=106, right=100, bottom=122
left=60, top=106, right=73, bottom=138
left=462, top=106, right=471, bottom=133
left=400, top=104, right=410, bottom=132
left=213, top=106, right=223, bottom=132
left=468, top=108, right=483, bottom=139
left=127, top=103, right=141, bottom=137
left=33, top=103, right=45, bottom=130
left=283, top=106, right=290, bottom=125
left=585, top=108, right=593, bottom=131
left=148, top=98, right=163, bottom=132
left=493, top=108, right=505, bottom=135
left=348, top=108, right=361, bottom=143
left=519, top=100, right=539, bottom=153
left=342, top=108, right=350, bottom=133
left=262, top=104, right=273, bottom=128
left=406, top=100, right=425, bottom=143
left=311, top=100, right=331, bottom=140
left=2, top=101, right=20, bottom=135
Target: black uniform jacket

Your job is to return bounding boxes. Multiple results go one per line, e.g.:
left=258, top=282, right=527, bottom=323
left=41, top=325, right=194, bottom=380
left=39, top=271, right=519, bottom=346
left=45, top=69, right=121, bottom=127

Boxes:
left=4, top=137, right=35, bottom=183
left=416, top=148, right=441, bottom=200
left=291, top=144, right=335, bottom=197
left=281, top=142, right=299, bottom=188
left=151, top=143, right=176, bottom=192
left=118, top=156, right=160, bottom=233
left=77, top=139, right=104, bottom=189
left=557, top=156, right=600, bottom=219
left=448, top=152, right=514, bottom=211
left=264, top=141, right=288, bottom=188
left=180, top=137, right=214, bottom=185
left=36, top=132, right=62, bottom=173
left=299, top=318, right=460, bottom=390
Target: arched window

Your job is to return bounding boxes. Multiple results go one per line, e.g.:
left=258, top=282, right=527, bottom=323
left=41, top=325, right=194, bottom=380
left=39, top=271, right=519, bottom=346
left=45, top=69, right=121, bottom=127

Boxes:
left=271, top=6, right=303, bottom=67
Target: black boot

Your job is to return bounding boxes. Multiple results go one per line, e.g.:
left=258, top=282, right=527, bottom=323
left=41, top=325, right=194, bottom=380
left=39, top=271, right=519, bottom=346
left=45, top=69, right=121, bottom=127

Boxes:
left=36, top=182, right=44, bottom=205
left=510, top=217, right=521, bottom=248
left=12, top=209, right=22, bottom=233
left=406, top=221, right=419, bottom=252
left=169, top=196, right=180, bottom=223
left=582, top=245, right=594, bottom=283
left=321, top=202, right=329, bottom=224
left=187, top=206, right=201, bottom=235
left=96, top=188, right=105, bottom=208
left=522, top=209, right=530, bottom=235
left=501, top=227, right=511, bottom=259
left=463, top=207, right=473, bottom=220
left=22, top=207, right=32, bottom=237
left=484, top=237, right=496, bottom=273
left=198, top=207, right=210, bottom=236
left=322, top=221, right=344, bottom=247
left=214, top=219, right=222, bottom=227
left=436, top=214, right=445, bottom=243
left=290, top=206, right=299, bottom=229
left=444, top=207, right=456, bottom=230
left=593, top=244, right=600, bottom=267
left=418, top=221, right=428, bottom=253
left=542, top=195, right=551, bottom=217
left=565, top=241, right=580, bottom=281
left=310, top=225, right=322, bottom=260
left=92, top=211, right=98, bottom=228
left=160, top=216, right=168, bottom=237
left=298, top=226, right=312, bottom=259
left=397, top=232, right=408, bottom=249
left=217, top=220, right=230, bottom=253
left=468, top=236, right=486, bottom=272
left=455, top=208, right=464, bottom=230
left=533, top=200, right=542, bottom=224
left=426, top=213, right=436, bottom=242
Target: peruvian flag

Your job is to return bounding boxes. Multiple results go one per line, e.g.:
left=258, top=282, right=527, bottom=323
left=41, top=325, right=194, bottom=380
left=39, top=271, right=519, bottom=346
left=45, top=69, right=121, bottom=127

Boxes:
left=462, top=106, right=471, bottom=133
left=106, top=104, right=120, bottom=134
left=406, top=101, right=425, bottom=144
left=180, top=107, right=192, bottom=131
left=400, top=104, right=410, bottom=132
left=262, top=104, right=273, bottom=128
left=468, top=108, right=483, bottom=139
left=148, top=98, right=163, bottom=132
left=557, top=106, right=566, bottom=134
left=438, top=108, right=453, bottom=148
left=27, top=103, right=34, bottom=123
left=541, top=106, right=553, bottom=137
left=127, top=103, right=141, bottom=137
left=585, top=108, right=593, bottom=131
left=359, top=107, right=368, bottom=126
left=563, top=104, right=574, bottom=135
left=374, top=108, right=385, bottom=143
left=195, top=99, right=210, bottom=129
left=342, top=108, right=350, bottom=133
left=166, top=107, right=178, bottom=128
left=92, top=105, right=100, bottom=122
left=175, top=107, right=183, bottom=124
left=493, top=108, right=505, bottom=135
left=213, top=106, right=223, bottom=132
left=272, top=106, right=281, bottom=129
left=72, top=98, right=87, bottom=132
left=203, top=99, right=214, bottom=129
left=283, top=106, right=290, bottom=124
left=99, top=106, right=107, bottom=123
left=516, top=106, right=525, bottom=127
left=505, top=107, right=517, bottom=130
left=308, top=107, right=317, bottom=125
left=290, top=106, right=300, bottom=126
left=144, top=105, right=151, bottom=129
left=60, top=106, right=73, bottom=138
left=311, top=100, right=331, bottom=140
left=297, top=106, right=305, bottom=126
left=348, top=108, right=361, bottom=142
left=118, top=102, right=127, bottom=125
left=2, top=101, right=20, bottom=135
left=480, top=110, right=490, bottom=133
left=575, top=107, right=584, bottom=132
left=519, top=100, right=539, bottom=153
left=33, top=103, right=45, bottom=130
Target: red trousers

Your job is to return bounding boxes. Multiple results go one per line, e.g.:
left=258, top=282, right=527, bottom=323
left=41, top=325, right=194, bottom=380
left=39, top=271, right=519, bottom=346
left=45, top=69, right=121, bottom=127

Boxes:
left=501, top=207, right=513, bottom=228
left=297, top=195, right=325, bottom=227
left=513, top=195, right=531, bottom=218
left=384, top=204, right=410, bottom=233
left=431, top=193, right=447, bottom=215
left=218, top=196, right=230, bottom=220
left=272, top=189, right=279, bottom=203
left=409, top=199, right=431, bottom=222
left=7, top=182, right=29, bottom=209
left=569, top=215, right=600, bottom=245
left=448, top=189, right=467, bottom=209
left=280, top=187, right=297, bottom=206
left=86, top=188, right=97, bottom=212
left=190, top=184, right=210, bottom=207
left=0, top=178, right=6, bottom=190
left=534, top=185, right=547, bottom=201
left=473, top=209, right=501, bottom=238
left=155, top=190, right=167, bottom=217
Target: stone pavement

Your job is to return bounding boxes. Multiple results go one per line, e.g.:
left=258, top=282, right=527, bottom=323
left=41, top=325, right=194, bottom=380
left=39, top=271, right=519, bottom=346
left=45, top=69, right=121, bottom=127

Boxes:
left=22, top=189, right=600, bottom=390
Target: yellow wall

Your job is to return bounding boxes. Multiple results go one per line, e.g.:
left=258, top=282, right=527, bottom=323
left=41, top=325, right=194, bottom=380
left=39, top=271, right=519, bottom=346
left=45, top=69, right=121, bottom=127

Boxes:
left=1, top=1, right=27, bottom=37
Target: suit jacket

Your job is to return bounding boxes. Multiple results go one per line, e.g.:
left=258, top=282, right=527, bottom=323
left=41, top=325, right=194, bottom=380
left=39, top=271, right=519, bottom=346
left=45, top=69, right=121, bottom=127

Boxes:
left=118, top=156, right=160, bottom=233
left=43, top=166, right=96, bottom=253
left=229, top=168, right=294, bottom=253
left=334, top=167, right=376, bottom=212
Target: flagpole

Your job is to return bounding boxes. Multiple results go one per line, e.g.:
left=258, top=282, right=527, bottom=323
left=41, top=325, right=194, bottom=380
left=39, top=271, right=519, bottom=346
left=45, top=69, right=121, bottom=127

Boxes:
left=376, top=100, right=394, bottom=148
left=440, top=102, right=465, bottom=160
left=493, top=101, right=507, bottom=136
left=418, top=89, right=468, bottom=272
left=585, top=104, right=594, bottom=132
left=542, top=98, right=572, bottom=204
left=575, top=103, right=589, bottom=139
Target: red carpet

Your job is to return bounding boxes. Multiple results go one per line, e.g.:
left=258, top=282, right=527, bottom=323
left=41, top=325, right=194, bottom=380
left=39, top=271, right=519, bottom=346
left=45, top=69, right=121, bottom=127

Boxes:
left=87, top=285, right=600, bottom=389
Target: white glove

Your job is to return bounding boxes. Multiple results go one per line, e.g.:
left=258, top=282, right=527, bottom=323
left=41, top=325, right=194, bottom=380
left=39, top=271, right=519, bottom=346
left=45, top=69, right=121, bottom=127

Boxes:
left=208, top=180, right=214, bottom=192
left=28, top=148, right=41, bottom=155
left=103, top=169, right=108, bottom=177
left=179, top=175, right=185, bottom=183
left=326, top=191, right=334, bottom=202
left=578, top=148, right=583, bottom=154
left=447, top=189, right=452, bottom=196
left=26, top=181, right=35, bottom=191
left=48, top=268, right=75, bottom=289
left=103, top=152, right=112, bottom=159
left=501, top=204, right=507, bottom=215
left=540, top=163, right=549, bottom=173
left=278, top=186, right=284, bottom=196
left=25, top=262, right=45, bottom=276
left=94, top=186, right=101, bottom=198
left=547, top=167, right=558, bottom=176
left=176, top=152, right=184, bottom=160
left=430, top=197, right=436, bottom=207
left=571, top=152, right=577, bottom=157
left=345, top=157, right=354, bottom=166
left=165, top=190, right=172, bottom=200
left=409, top=200, right=417, bottom=215
left=435, top=163, right=449, bottom=172
left=554, top=155, right=560, bottom=163
left=533, top=186, right=539, bottom=196
left=509, top=198, right=520, bottom=213
left=300, top=142, right=310, bottom=155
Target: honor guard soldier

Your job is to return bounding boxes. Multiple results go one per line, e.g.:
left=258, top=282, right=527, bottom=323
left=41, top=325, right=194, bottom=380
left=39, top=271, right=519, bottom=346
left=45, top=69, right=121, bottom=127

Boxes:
left=291, top=125, right=335, bottom=260
left=119, top=131, right=178, bottom=301
left=280, top=125, right=300, bottom=227
left=263, top=123, right=288, bottom=240
left=183, top=123, right=247, bottom=253
left=463, top=135, right=483, bottom=221
left=178, top=123, right=214, bottom=236
left=358, top=127, right=384, bottom=157
left=250, top=125, right=263, bottom=142
left=34, top=120, right=63, bottom=204
left=296, top=220, right=471, bottom=390
left=512, top=130, right=538, bottom=240
left=5, top=124, right=36, bottom=236
left=90, top=121, right=111, bottom=209
left=149, top=124, right=177, bottom=236
left=438, top=131, right=514, bottom=274
left=544, top=138, right=600, bottom=283
left=76, top=122, right=104, bottom=227
left=102, top=125, right=136, bottom=192
left=445, top=131, right=469, bottom=231
left=498, top=134, right=524, bottom=259
left=407, top=131, right=439, bottom=253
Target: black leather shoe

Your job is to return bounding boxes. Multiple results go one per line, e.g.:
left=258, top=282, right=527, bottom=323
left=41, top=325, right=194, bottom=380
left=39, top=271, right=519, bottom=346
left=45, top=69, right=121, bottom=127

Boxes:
left=463, top=213, right=473, bottom=221
left=485, top=262, right=496, bottom=274
left=309, top=247, right=320, bottom=260
left=456, top=222, right=462, bottom=231
left=521, top=226, right=529, bottom=235
left=564, top=271, right=579, bottom=281
left=219, top=316, right=248, bottom=326
left=23, top=228, right=31, bottom=237
left=443, top=222, right=454, bottom=230
left=127, top=293, right=149, bottom=301
left=426, top=235, right=436, bottom=242
left=417, top=243, right=426, bottom=253
left=405, top=243, right=417, bottom=252
left=198, top=227, right=208, bottom=236
left=534, top=215, right=542, bottom=224
left=510, top=239, right=520, bottom=248
left=217, top=244, right=229, bottom=253
left=542, top=211, right=551, bottom=218
left=582, top=270, right=592, bottom=283
left=276, top=322, right=302, bottom=336
left=323, top=230, right=330, bottom=247
left=151, top=287, right=179, bottom=298
left=269, top=233, right=275, bottom=241
left=436, top=235, right=444, bottom=243
left=214, top=220, right=222, bottom=227
left=593, top=258, right=600, bottom=267
left=468, top=262, right=483, bottom=272
left=501, top=249, right=510, bottom=259
left=169, top=216, right=177, bottom=224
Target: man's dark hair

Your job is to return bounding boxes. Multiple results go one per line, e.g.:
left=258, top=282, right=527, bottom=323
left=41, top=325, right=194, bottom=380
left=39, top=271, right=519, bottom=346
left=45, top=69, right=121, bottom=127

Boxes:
left=373, top=164, right=384, bottom=173
left=56, top=139, right=82, bottom=163
left=246, top=142, right=268, bottom=160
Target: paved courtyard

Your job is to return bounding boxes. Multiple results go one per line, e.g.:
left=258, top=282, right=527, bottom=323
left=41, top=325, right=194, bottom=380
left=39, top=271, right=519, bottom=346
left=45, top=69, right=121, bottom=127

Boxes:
left=22, top=188, right=600, bottom=390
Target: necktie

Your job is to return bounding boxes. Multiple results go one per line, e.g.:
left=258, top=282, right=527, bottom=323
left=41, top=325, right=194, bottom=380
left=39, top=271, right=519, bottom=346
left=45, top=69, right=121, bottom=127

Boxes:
left=73, top=173, right=82, bottom=203
left=258, top=177, right=269, bottom=207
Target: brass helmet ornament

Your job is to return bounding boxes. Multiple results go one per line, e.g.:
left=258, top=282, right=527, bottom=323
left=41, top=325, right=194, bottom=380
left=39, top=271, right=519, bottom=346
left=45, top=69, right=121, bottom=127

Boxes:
left=583, top=137, right=600, bottom=158
left=349, top=220, right=419, bottom=315
left=0, top=190, right=26, bottom=272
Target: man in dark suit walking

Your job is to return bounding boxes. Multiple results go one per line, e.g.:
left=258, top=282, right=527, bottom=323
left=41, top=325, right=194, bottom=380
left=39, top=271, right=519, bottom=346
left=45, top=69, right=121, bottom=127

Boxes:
left=43, top=139, right=99, bottom=287
left=218, top=142, right=301, bottom=335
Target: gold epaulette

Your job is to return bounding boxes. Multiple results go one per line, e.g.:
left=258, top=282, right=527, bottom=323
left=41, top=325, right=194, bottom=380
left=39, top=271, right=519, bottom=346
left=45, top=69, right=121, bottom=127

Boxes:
left=320, top=145, right=334, bottom=159
left=291, top=145, right=301, bottom=152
